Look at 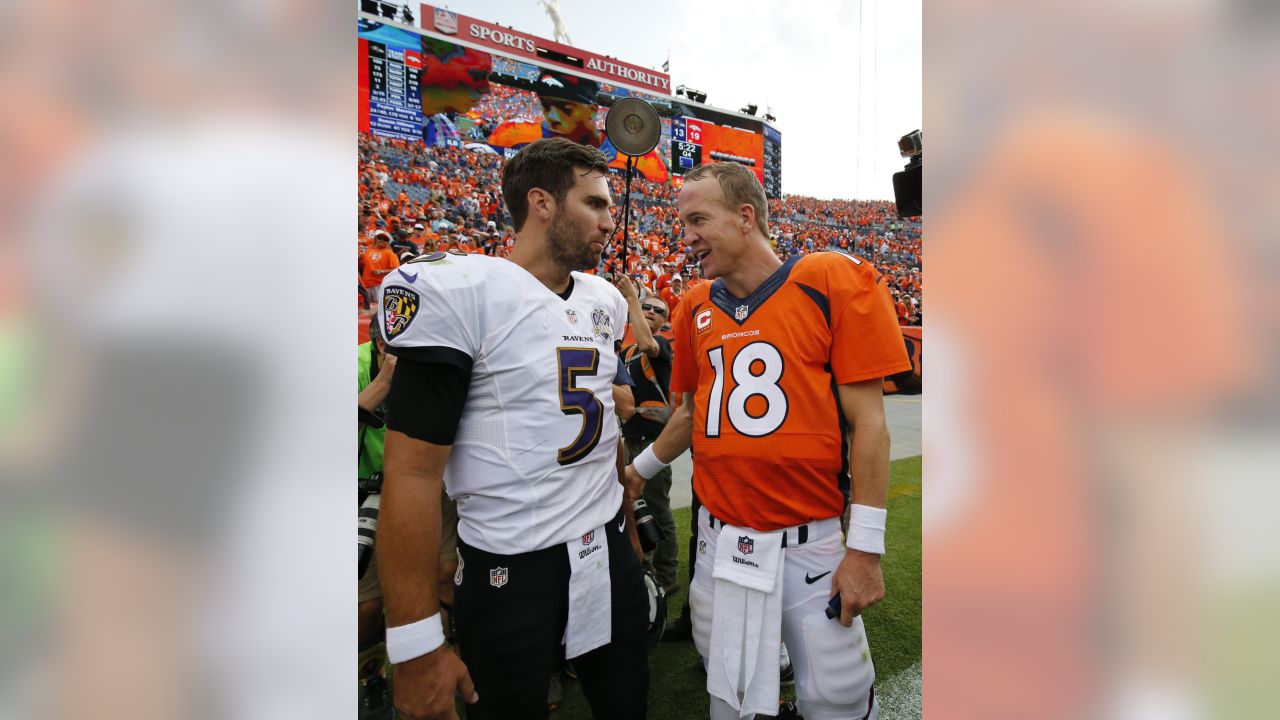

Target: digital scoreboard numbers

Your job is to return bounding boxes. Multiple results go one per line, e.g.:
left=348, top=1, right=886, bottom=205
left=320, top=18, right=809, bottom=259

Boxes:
left=763, top=124, right=782, bottom=199
left=367, top=41, right=424, bottom=141
left=671, top=118, right=703, bottom=174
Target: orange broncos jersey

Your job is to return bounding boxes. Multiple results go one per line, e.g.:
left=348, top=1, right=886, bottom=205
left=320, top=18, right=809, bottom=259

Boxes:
left=670, top=252, right=910, bottom=530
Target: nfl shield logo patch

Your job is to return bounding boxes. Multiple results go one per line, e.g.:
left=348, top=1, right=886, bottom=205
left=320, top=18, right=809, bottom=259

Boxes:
left=734, top=305, right=749, bottom=321
left=489, top=567, right=508, bottom=588
left=582, top=531, right=594, bottom=545
left=565, top=308, right=578, bottom=325
left=738, top=536, right=754, bottom=555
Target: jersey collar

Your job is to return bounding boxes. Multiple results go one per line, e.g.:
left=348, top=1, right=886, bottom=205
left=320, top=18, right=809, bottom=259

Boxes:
left=708, top=256, right=799, bottom=326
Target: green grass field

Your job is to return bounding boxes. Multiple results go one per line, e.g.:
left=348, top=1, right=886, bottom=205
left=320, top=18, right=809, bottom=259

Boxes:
left=551, top=454, right=923, bottom=719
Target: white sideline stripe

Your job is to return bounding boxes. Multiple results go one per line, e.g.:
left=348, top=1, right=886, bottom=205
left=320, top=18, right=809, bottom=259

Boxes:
left=876, top=659, right=922, bottom=720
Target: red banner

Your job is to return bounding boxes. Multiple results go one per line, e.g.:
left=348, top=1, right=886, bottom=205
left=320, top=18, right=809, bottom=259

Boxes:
left=419, top=3, right=671, bottom=96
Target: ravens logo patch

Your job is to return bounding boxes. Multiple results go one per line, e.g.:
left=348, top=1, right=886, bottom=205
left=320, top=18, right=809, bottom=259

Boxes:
left=382, top=286, right=420, bottom=340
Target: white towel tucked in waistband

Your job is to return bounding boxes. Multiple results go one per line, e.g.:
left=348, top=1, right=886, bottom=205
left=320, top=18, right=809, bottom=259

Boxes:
left=564, top=523, right=612, bottom=659
left=708, top=523, right=784, bottom=718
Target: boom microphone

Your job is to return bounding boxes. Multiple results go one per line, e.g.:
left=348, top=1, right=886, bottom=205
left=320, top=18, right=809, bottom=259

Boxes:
left=603, top=99, right=661, bottom=277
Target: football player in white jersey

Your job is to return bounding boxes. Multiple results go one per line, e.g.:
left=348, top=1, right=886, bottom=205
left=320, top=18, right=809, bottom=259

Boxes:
left=376, top=138, right=649, bottom=720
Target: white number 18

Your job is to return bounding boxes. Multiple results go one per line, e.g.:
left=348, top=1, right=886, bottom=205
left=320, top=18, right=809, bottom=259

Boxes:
left=705, top=341, right=788, bottom=437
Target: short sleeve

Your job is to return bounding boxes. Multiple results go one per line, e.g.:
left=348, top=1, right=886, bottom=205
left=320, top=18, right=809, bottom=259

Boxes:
left=828, top=255, right=912, bottom=384
left=669, top=300, right=698, bottom=395
left=377, top=265, right=479, bottom=370
left=656, top=335, right=673, bottom=365
left=613, top=354, right=635, bottom=386
left=611, top=284, right=629, bottom=345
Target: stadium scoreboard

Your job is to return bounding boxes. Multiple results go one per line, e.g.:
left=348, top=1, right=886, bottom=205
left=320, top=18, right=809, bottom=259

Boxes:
left=360, top=19, right=425, bottom=140
left=670, top=102, right=782, bottom=199
left=358, top=7, right=783, bottom=196
left=763, top=124, right=782, bottom=198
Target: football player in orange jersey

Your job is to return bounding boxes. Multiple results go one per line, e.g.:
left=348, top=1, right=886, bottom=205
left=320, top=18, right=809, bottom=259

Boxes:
left=624, top=163, right=909, bottom=720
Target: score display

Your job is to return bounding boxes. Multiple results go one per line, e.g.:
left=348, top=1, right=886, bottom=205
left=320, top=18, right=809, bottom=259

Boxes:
left=366, top=41, right=424, bottom=140
left=359, top=20, right=425, bottom=141
left=670, top=105, right=780, bottom=198
left=763, top=124, right=782, bottom=198
left=671, top=118, right=703, bottom=172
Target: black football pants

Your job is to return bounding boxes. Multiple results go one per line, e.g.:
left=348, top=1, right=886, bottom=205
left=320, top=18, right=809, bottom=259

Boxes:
left=454, top=508, right=649, bottom=719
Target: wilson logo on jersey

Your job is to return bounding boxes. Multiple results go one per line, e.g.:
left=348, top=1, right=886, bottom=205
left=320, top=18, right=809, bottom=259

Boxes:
left=695, top=309, right=713, bottom=336
left=382, top=286, right=420, bottom=340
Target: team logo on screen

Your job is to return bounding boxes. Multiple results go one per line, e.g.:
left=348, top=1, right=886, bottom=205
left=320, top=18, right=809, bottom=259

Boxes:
left=382, top=286, right=420, bottom=340
left=591, top=307, right=612, bottom=341
left=434, top=8, right=458, bottom=35
left=582, top=531, right=594, bottom=545
left=735, top=305, right=749, bottom=321
left=738, top=536, right=754, bottom=555
left=489, top=567, right=508, bottom=588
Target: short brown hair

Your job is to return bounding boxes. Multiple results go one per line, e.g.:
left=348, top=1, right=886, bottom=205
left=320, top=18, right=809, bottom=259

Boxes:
left=684, top=162, right=769, bottom=237
left=501, top=137, right=611, bottom=231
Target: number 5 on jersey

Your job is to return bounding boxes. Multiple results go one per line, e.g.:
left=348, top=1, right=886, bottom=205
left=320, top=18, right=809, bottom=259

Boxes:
left=557, top=347, right=603, bottom=465
left=705, top=341, right=788, bottom=438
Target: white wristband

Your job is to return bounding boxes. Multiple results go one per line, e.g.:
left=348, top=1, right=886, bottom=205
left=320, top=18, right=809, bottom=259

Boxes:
left=846, top=504, right=887, bottom=555
left=632, top=445, right=669, bottom=480
left=386, top=613, right=445, bottom=663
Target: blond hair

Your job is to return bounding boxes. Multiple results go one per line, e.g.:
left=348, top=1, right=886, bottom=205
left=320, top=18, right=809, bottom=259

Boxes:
left=684, top=162, right=769, bottom=238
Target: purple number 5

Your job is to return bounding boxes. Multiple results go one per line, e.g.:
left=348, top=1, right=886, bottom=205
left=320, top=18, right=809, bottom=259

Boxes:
left=556, top=347, right=603, bottom=465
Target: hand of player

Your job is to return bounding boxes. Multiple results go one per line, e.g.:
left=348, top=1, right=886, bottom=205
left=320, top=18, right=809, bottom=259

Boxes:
left=830, top=548, right=885, bottom=627
left=391, top=644, right=478, bottom=720
left=621, top=464, right=645, bottom=502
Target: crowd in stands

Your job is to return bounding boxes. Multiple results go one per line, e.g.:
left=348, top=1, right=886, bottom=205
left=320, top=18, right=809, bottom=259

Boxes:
left=358, top=131, right=922, bottom=326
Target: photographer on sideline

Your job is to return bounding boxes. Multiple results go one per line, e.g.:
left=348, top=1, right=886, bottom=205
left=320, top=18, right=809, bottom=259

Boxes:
left=358, top=316, right=396, bottom=720
left=612, top=278, right=678, bottom=597
left=359, top=317, right=459, bottom=720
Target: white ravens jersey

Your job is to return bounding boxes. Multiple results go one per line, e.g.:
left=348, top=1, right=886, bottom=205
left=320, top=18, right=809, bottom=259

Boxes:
left=378, top=252, right=628, bottom=554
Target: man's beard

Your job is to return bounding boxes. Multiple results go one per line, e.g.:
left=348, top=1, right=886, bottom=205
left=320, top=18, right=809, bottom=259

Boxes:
left=546, top=208, right=602, bottom=272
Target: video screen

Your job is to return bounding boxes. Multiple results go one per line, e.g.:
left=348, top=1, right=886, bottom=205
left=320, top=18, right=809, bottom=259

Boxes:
left=358, top=19, right=671, bottom=182
left=670, top=101, right=781, bottom=198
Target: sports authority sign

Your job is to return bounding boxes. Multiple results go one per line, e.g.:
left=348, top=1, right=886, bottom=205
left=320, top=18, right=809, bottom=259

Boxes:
left=419, top=3, right=671, bottom=96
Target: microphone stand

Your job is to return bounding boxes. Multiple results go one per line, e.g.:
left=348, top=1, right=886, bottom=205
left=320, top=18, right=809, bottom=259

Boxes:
left=617, top=155, right=636, bottom=278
